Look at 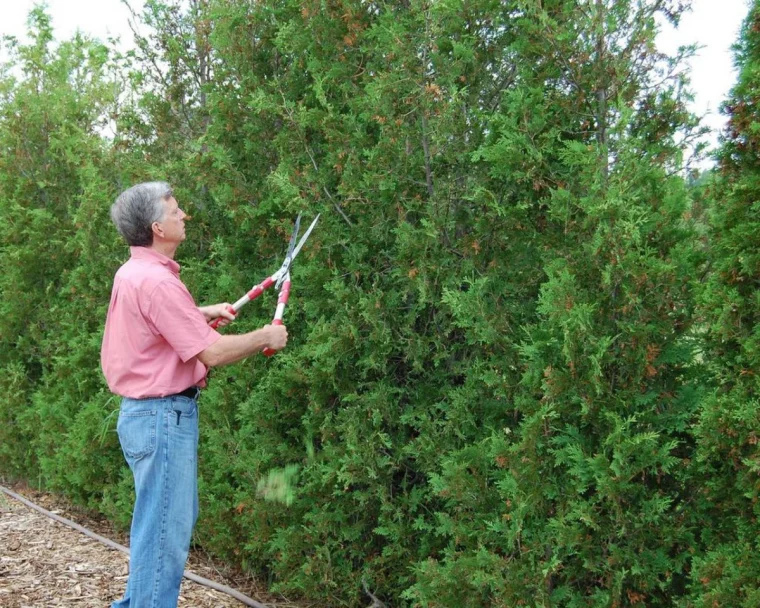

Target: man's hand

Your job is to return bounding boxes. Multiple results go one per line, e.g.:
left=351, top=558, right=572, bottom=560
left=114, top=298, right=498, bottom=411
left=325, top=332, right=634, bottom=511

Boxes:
left=199, top=303, right=236, bottom=328
left=263, top=324, right=288, bottom=351
left=197, top=323, right=289, bottom=367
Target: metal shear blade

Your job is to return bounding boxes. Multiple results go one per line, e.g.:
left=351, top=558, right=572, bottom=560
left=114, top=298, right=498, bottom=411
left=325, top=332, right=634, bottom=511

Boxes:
left=274, top=213, right=320, bottom=289
left=286, top=214, right=302, bottom=260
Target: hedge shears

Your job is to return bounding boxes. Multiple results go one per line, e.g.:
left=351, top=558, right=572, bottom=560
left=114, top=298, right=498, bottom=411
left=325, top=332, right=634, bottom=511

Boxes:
left=211, top=213, right=319, bottom=357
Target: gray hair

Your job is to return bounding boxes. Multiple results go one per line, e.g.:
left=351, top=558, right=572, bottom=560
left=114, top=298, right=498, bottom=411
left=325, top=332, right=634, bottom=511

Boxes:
left=110, top=182, right=173, bottom=246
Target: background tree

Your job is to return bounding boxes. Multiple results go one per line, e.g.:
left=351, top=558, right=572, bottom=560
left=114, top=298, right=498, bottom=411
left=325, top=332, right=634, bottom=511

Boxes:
left=687, top=2, right=760, bottom=606
left=0, top=8, right=126, bottom=492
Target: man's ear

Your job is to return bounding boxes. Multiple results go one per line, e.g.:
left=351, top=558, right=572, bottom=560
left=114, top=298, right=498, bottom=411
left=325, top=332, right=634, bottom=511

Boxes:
left=152, top=221, right=164, bottom=238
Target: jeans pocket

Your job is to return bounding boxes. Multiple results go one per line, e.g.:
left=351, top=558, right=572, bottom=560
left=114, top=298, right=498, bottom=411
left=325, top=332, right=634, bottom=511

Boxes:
left=117, top=410, right=157, bottom=460
left=171, top=396, right=198, bottom=419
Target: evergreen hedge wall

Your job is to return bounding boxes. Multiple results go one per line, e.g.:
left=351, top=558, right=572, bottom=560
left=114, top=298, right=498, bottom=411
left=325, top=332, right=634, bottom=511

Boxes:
left=1, top=2, right=758, bottom=606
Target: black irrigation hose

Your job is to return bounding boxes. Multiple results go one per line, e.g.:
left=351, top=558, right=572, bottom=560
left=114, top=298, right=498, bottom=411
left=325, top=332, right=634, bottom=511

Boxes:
left=0, top=485, right=269, bottom=608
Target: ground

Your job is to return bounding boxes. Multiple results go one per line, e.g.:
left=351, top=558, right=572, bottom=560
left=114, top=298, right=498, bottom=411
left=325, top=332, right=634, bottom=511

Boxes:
left=0, top=486, right=298, bottom=608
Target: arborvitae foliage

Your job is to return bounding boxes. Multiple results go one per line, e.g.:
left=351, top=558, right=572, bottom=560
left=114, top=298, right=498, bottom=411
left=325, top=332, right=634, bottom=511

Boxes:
left=688, top=2, right=760, bottom=606
left=183, top=2, right=538, bottom=603
left=0, top=9, right=126, bottom=488
left=0, top=2, right=719, bottom=606
left=408, top=2, right=704, bottom=605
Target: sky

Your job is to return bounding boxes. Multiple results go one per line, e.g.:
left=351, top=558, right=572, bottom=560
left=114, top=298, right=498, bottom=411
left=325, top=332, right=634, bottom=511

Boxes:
left=2, top=0, right=144, bottom=51
left=0, top=0, right=752, bottom=164
left=658, top=0, right=751, bottom=162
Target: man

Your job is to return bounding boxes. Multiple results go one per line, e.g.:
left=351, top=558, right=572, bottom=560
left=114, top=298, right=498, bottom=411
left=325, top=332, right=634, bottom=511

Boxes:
left=101, top=181, right=287, bottom=608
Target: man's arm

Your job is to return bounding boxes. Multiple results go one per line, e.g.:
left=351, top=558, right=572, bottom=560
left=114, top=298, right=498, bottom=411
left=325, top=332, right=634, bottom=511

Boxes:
left=197, top=324, right=288, bottom=367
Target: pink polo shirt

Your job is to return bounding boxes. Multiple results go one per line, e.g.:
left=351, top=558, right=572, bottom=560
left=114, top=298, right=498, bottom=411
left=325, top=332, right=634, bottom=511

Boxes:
left=101, top=247, right=221, bottom=398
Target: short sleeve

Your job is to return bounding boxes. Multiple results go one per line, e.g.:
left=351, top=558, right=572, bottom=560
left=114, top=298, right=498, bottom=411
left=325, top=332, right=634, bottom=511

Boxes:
left=147, top=279, right=220, bottom=362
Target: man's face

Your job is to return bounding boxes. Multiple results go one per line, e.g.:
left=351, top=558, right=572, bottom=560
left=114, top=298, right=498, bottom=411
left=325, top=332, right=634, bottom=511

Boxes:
left=156, top=196, right=187, bottom=243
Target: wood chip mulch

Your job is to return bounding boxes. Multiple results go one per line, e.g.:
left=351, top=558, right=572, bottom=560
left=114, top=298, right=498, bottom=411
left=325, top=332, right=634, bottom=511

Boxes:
left=0, top=487, right=300, bottom=608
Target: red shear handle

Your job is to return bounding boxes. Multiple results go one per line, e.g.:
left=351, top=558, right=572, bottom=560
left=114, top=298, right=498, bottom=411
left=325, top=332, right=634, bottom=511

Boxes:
left=209, top=276, right=276, bottom=329
left=262, top=319, right=284, bottom=358
left=263, top=279, right=291, bottom=357
left=246, top=276, right=276, bottom=301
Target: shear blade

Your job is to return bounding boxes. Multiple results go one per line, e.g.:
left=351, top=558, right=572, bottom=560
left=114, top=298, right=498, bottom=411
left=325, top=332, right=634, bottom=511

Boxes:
left=286, top=213, right=302, bottom=259
left=289, top=213, right=320, bottom=262
left=274, top=213, right=319, bottom=289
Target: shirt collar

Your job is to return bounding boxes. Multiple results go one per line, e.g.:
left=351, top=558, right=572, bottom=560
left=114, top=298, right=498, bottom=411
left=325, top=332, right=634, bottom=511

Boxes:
left=129, top=246, right=181, bottom=276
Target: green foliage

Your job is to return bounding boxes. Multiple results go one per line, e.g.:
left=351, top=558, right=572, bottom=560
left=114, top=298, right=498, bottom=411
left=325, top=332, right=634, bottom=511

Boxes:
left=0, top=1, right=755, bottom=607
left=685, top=2, right=760, bottom=606
left=0, top=8, right=125, bottom=484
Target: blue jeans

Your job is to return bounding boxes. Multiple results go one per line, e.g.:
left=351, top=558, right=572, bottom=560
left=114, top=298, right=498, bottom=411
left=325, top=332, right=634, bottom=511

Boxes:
left=111, top=393, right=200, bottom=608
